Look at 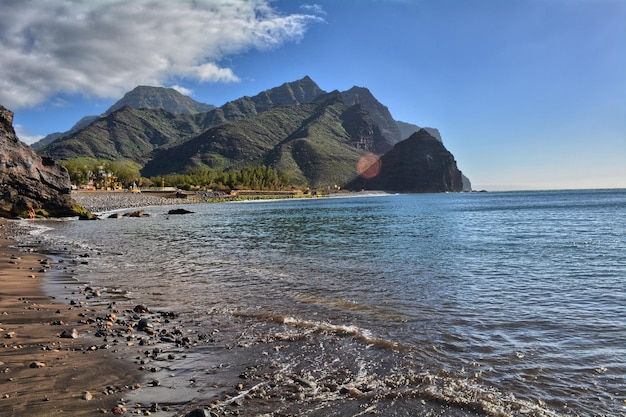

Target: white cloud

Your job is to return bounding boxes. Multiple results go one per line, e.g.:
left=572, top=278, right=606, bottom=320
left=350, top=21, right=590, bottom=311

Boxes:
left=301, top=4, right=326, bottom=15
left=14, top=124, right=44, bottom=145
left=0, top=0, right=322, bottom=109
left=168, top=85, right=194, bottom=97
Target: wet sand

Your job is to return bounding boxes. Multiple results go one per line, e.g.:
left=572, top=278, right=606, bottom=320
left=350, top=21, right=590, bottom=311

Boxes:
left=0, top=218, right=247, bottom=417
left=0, top=218, right=141, bottom=416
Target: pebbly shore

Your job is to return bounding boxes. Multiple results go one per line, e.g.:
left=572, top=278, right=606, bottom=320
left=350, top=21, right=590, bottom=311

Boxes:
left=0, top=218, right=143, bottom=415
left=71, top=191, right=186, bottom=214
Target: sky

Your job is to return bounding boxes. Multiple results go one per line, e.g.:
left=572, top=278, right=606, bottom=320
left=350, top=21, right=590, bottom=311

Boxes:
left=1, top=0, right=624, bottom=191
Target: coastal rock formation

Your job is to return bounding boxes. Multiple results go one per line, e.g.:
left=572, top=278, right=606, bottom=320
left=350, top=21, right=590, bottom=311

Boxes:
left=0, top=105, right=91, bottom=218
left=345, top=129, right=464, bottom=193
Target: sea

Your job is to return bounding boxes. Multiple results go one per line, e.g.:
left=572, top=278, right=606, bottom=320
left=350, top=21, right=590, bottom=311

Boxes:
left=21, top=189, right=626, bottom=416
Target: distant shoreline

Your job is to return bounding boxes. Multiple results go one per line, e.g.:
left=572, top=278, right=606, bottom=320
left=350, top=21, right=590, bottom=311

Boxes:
left=70, top=189, right=394, bottom=216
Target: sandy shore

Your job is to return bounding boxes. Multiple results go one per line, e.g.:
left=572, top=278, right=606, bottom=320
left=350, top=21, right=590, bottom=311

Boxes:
left=0, top=218, right=142, bottom=416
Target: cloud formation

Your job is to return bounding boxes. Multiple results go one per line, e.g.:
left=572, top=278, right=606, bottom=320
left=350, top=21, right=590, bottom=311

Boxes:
left=0, top=0, right=322, bottom=109
left=14, top=124, right=44, bottom=145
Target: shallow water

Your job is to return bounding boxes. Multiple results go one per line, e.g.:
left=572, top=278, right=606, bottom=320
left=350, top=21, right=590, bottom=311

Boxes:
left=28, top=190, right=626, bottom=416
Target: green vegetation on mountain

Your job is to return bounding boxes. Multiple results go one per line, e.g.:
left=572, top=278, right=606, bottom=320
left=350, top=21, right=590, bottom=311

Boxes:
left=142, top=91, right=391, bottom=189
left=38, top=106, right=210, bottom=162
left=155, top=165, right=289, bottom=192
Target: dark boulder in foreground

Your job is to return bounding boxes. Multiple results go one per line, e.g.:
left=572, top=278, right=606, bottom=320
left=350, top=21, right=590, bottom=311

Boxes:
left=0, top=105, right=93, bottom=218
left=344, top=129, right=464, bottom=193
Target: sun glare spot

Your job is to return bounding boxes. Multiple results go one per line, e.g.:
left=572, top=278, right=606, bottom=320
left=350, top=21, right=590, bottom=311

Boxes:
left=357, top=153, right=382, bottom=179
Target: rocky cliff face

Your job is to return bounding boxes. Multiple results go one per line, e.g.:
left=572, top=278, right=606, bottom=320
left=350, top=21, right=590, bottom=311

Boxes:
left=345, top=129, right=464, bottom=193
left=341, top=86, right=402, bottom=144
left=0, top=105, right=90, bottom=218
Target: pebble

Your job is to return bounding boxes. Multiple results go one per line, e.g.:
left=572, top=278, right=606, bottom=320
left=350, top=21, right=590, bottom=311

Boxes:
left=60, top=328, right=79, bottom=339
left=112, top=405, right=127, bottom=415
left=29, top=361, right=46, bottom=368
left=294, top=376, right=317, bottom=389
left=137, top=318, right=151, bottom=329
left=83, top=391, right=93, bottom=401
left=133, top=304, right=150, bottom=314
left=340, top=386, right=363, bottom=397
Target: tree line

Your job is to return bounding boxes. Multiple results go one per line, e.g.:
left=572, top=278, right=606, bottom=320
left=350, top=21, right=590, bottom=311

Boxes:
left=60, top=158, right=292, bottom=191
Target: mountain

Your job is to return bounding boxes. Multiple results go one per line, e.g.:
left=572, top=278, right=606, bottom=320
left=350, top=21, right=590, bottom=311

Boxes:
left=37, top=77, right=327, bottom=163
left=31, top=86, right=217, bottom=149
left=193, top=75, right=325, bottom=126
left=396, top=121, right=443, bottom=142
left=345, top=129, right=464, bottom=193
left=142, top=91, right=393, bottom=188
left=395, top=120, right=422, bottom=141
left=0, top=105, right=91, bottom=218
left=36, top=76, right=471, bottom=191
left=37, top=106, right=215, bottom=163
left=107, top=86, right=215, bottom=115
left=340, top=86, right=402, bottom=144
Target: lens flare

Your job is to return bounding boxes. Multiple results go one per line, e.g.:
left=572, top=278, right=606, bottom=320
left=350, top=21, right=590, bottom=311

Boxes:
left=357, top=153, right=382, bottom=179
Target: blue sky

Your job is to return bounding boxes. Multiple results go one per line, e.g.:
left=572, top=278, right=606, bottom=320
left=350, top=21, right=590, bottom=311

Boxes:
left=2, top=0, right=624, bottom=191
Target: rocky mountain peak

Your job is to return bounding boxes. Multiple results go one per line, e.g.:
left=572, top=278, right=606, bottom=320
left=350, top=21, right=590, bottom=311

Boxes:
left=340, top=86, right=402, bottom=144
left=106, top=85, right=215, bottom=115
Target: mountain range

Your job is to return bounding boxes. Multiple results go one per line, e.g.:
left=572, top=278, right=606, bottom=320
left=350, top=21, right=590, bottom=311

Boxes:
left=34, top=76, right=471, bottom=192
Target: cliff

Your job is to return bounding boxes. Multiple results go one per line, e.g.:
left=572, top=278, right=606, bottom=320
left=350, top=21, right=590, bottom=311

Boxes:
left=345, top=129, right=464, bottom=193
left=0, top=105, right=92, bottom=218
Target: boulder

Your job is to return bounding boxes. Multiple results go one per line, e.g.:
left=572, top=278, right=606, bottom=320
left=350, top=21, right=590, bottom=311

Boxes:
left=123, top=210, right=147, bottom=217
left=167, top=208, right=194, bottom=215
left=0, top=105, right=94, bottom=218
left=60, top=328, right=79, bottom=339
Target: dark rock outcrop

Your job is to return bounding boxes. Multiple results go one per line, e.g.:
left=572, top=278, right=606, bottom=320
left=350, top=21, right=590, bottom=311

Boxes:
left=0, top=105, right=92, bottom=218
left=345, top=129, right=464, bottom=193
left=167, top=208, right=194, bottom=215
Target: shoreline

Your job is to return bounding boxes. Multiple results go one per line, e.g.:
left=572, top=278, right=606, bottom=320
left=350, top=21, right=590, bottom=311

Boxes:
left=70, top=189, right=394, bottom=216
left=0, top=217, right=245, bottom=417
left=0, top=218, right=143, bottom=415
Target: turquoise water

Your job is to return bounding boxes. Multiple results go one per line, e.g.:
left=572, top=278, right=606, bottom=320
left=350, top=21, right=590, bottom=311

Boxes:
left=34, top=189, right=626, bottom=416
